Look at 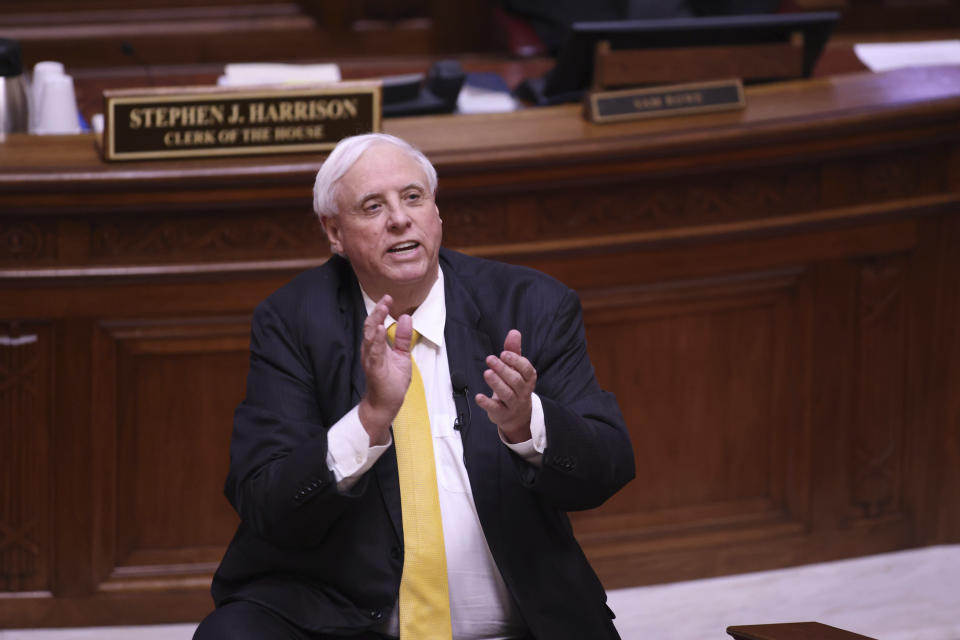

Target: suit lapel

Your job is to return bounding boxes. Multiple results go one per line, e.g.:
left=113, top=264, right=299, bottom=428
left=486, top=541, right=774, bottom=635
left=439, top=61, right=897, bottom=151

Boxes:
left=339, top=270, right=366, bottom=407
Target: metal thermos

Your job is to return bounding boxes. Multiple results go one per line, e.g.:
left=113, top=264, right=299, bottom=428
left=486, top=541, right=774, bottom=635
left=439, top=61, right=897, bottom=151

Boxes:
left=0, top=39, right=29, bottom=135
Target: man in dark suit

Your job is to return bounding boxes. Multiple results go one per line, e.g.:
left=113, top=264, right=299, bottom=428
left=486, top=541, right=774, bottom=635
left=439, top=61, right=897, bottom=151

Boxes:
left=194, top=133, right=635, bottom=639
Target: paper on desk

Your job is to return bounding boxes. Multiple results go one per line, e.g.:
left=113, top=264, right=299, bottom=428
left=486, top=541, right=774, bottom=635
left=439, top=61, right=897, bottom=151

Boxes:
left=217, top=63, right=341, bottom=86
left=854, top=40, right=960, bottom=72
left=457, top=85, right=519, bottom=114
left=456, top=72, right=519, bottom=114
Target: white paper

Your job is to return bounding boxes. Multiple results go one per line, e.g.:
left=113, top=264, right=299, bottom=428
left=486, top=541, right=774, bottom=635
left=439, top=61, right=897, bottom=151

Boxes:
left=854, top=40, right=960, bottom=72
left=456, top=85, right=519, bottom=114
left=217, top=63, right=341, bottom=87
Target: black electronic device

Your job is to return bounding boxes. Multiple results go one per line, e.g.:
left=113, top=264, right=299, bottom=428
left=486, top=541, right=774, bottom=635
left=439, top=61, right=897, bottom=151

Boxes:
left=382, top=60, right=466, bottom=117
left=450, top=370, right=471, bottom=432
left=516, top=11, right=839, bottom=106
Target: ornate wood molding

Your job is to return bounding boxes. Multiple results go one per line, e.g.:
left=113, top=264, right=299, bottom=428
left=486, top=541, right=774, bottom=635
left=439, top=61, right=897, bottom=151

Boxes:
left=0, top=322, right=52, bottom=593
left=851, top=254, right=908, bottom=521
left=89, top=212, right=325, bottom=261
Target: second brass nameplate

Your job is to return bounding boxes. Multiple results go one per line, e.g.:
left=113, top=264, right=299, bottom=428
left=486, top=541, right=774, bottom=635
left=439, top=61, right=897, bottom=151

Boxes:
left=585, top=79, right=745, bottom=124
left=102, top=83, right=381, bottom=161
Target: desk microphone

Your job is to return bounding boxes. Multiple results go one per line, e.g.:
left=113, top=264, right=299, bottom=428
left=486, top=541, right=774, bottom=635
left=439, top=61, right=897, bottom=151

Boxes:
left=451, top=370, right=471, bottom=431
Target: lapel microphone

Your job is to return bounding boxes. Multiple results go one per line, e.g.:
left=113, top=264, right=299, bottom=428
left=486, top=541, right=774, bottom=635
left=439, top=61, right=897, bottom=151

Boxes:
left=450, top=370, right=471, bottom=431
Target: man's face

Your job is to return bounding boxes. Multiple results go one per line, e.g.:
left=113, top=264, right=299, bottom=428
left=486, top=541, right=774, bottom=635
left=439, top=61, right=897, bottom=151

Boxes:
left=321, top=143, right=442, bottom=304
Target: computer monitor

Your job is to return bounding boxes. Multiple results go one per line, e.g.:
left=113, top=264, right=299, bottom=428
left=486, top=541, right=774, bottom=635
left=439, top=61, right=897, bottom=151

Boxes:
left=516, top=11, right=839, bottom=105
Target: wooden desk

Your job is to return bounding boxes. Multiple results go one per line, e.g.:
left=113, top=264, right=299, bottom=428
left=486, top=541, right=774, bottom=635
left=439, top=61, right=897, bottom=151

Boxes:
left=728, top=622, right=877, bottom=640
left=1, top=66, right=959, bottom=627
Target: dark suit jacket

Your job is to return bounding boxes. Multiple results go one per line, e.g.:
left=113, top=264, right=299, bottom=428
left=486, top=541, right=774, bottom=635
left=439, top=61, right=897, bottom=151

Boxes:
left=211, top=248, right=635, bottom=639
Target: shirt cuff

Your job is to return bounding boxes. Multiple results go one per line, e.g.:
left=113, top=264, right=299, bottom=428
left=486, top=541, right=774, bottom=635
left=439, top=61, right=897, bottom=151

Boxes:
left=500, top=393, right=546, bottom=467
left=326, top=405, right=392, bottom=491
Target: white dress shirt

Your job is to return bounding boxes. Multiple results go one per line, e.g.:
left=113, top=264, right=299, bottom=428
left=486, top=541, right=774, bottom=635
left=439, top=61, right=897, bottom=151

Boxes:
left=324, top=270, right=548, bottom=640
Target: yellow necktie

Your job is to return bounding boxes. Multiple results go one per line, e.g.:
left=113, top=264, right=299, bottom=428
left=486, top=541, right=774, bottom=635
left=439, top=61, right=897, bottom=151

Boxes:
left=387, top=324, right=452, bottom=639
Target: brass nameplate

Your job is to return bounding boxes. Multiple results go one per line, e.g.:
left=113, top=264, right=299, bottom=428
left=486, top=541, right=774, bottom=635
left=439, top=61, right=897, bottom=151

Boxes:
left=102, top=83, right=381, bottom=161
left=585, top=78, right=745, bottom=124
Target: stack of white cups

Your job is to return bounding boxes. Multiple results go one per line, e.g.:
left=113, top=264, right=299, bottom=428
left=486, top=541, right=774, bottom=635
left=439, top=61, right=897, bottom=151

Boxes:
left=30, top=60, right=81, bottom=135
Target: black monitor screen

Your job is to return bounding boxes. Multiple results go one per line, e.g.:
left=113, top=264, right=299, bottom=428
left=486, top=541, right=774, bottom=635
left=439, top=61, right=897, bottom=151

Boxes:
left=518, top=11, right=839, bottom=105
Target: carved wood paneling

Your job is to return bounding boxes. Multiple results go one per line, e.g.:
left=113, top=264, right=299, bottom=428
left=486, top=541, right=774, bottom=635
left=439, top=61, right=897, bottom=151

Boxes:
left=437, top=165, right=827, bottom=257
left=93, top=318, right=249, bottom=588
left=931, top=216, right=960, bottom=542
left=438, top=199, right=511, bottom=249
left=89, top=212, right=326, bottom=262
left=1, top=151, right=951, bottom=273
left=442, top=150, right=948, bottom=251
left=571, top=269, right=810, bottom=553
left=0, top=322, right=52, bottom=593
left=0, top=221, right=58, bottom=264
left=825, top=149, right=950, bottom=209
left=859, top=155, right=944, bottom=201
left=850, top=254, right=908, bottom=521
left=528, top=168, right=822, bottom=241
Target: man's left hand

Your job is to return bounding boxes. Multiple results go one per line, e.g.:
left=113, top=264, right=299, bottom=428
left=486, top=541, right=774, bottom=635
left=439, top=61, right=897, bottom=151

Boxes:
left=475, top=329, right=537, bottom=443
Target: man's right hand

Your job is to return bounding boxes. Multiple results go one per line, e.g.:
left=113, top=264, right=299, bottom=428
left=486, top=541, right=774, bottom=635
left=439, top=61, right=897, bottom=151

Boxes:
left=358, top=295, right=412, bottom=446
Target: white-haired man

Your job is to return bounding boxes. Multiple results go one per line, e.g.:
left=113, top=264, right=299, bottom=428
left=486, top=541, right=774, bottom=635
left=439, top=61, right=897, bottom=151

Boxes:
left=195, top=133, right=634, bottom=640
